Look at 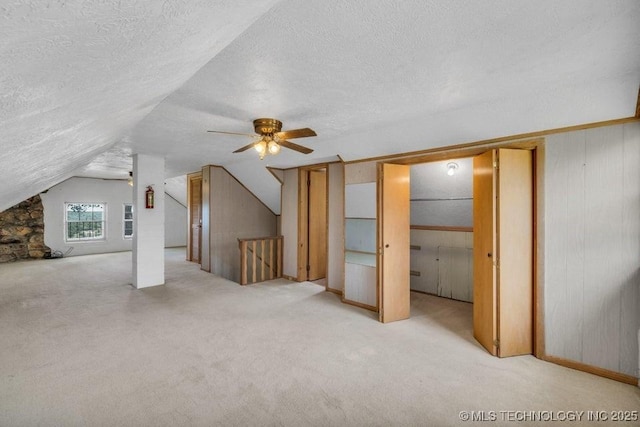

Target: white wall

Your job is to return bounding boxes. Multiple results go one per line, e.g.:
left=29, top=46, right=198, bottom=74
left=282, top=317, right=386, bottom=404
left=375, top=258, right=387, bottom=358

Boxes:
left=132, top=154, right=165, bottom=288
left=544, top=122, right=640, bottom=378
left=41, top=177, right=134, bottom=256
left=41, top=177, right=186, bottom=256
left=410, top=159, right=473, bottom=227
left=165, top=194, right=187, bottom=247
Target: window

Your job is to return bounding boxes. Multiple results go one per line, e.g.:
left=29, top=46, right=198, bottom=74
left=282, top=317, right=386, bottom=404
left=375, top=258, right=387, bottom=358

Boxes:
left=123, top=204, right=134, bottom=239
left=65, top=203, right=106, bottom=242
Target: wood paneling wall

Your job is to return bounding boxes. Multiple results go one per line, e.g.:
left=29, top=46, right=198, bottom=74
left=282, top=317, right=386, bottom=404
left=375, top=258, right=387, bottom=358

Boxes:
left=345, top=161, right=377, bottom=184
left=327, top=163, right=345, bottom=293
left=410, top=229, right=473, bottom=301
left=344, top=262, right=377, bottom=307
left=281, top=169, right=299, bottom=278
left=545, top=122, right=640, bottom=377
left=206, top=166, right=276, bottom=283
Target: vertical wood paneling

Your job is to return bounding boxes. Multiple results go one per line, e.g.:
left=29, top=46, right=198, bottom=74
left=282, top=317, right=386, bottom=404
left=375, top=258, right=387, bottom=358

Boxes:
left=562, top=133, right=586, bottom=362
left=545, top=124, right=640, bottom=377
left=437, top=246, right=473, bottom=302
left=344, top=262, right=377, bottom=307
left=544, top=136, right=567, bottom=357
left=282, top=169, right=299, bottom=278
left=327, top=163, right=345, bottom=292
left=544, top=131, right=585, bottom=360
left=582, top=126, right=623, bottom=372
left=620, top=122, right=640, bottom=376
left=410, top=230, right=473, bottom=300
left=345, top=183, right=377, bottom=217
left=412, top=231, right=439, bottom=295
left=345, top=161, right=377, bottom=184
left=206, top=167, right=276, bottom=283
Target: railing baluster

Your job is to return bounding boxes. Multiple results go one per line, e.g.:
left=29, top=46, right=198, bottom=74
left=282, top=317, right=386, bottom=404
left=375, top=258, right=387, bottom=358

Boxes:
left=261, top=239, right=265, bottom=282
left=240, top=240, right=248, bottom=285
left=269, top=239, right=274, bottom=280
left=252, top=240, right=256, bottom=283
left=238, top=236, right=283, bottom=285
left=277, top=237, right=282, bottom=278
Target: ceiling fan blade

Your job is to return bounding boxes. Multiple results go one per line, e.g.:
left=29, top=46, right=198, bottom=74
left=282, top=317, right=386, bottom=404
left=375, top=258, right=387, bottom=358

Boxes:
left=207, top=130, right=256, bottom=137
left=279, top=139, right=313, bottom=154
left=233, top=142, right=258, bottom=153
left=275, top=128, right=316, bottom=140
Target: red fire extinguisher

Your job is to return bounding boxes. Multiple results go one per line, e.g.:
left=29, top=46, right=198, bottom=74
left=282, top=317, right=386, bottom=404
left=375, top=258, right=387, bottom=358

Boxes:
left=145, top=186, right=154, bottom=209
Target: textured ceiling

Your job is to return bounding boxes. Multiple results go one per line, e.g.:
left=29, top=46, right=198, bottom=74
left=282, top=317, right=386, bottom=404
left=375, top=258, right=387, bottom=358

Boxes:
left=2, top=0, right=639, bottom=213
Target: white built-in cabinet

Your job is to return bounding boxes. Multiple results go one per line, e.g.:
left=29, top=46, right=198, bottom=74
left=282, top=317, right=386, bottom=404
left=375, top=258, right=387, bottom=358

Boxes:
left=344, top=182, right=377, bottom=309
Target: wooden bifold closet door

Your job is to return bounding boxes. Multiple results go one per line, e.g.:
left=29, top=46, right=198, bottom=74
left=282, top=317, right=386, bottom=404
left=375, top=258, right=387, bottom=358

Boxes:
left=473, top=148, right=533, bottom=357
left=377, top=163, right=410, bottom=323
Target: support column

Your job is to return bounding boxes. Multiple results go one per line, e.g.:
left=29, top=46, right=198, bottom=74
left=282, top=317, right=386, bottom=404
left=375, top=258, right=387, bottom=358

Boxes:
left=132, top=154, right=165, bottom=288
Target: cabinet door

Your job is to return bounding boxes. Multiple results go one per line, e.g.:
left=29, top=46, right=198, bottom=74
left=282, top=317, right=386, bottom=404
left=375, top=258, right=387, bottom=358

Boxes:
left=473, top=149, right=533, bottom=357
left=377, top=163, right=410, bottom=323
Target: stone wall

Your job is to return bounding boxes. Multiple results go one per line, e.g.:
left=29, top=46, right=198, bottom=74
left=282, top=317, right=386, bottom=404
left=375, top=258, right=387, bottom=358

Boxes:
left=0, top=195, right=51, bottom=263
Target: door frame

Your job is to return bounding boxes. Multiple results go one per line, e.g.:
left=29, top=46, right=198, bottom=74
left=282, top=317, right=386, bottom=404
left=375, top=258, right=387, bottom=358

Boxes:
left=297, top=164, right=329, bottom=283
left=382, top=137, right=543, bottom=357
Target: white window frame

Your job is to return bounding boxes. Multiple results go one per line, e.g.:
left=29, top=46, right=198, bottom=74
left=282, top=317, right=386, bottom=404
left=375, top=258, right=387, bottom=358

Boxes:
left=64, top=202, right=106, bottom=243
left=123, top=203, right=134, bottom=239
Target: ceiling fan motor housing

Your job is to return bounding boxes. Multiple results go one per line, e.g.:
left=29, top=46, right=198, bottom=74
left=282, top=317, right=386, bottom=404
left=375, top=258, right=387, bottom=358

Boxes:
left=253, top=118, right=282, bottom=136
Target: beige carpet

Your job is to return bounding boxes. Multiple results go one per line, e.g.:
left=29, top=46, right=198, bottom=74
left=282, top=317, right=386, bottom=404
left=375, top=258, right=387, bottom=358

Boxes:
left=1, top=248, right=638, bottom=426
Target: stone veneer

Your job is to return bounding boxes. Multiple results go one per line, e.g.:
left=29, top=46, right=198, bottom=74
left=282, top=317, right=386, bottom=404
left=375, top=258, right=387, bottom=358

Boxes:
left=0, top=195, right=51, bottom=263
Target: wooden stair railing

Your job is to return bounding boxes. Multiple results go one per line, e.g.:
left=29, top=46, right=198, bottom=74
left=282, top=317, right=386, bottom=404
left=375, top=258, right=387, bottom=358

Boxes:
left=238, top=236, right=283, bottom=285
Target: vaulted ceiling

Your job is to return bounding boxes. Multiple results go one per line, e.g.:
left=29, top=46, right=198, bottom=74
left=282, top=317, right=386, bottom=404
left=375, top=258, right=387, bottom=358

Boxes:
left=2, top=1, right=639, bottom=213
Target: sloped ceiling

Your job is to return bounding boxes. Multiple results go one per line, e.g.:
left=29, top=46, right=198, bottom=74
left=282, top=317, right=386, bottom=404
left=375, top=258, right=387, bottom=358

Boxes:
left=2, top=0, right=639, bottom=213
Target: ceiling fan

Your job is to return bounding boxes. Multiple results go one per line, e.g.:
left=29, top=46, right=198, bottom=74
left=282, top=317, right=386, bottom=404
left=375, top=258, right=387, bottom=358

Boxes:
left=207, top=118, right=317, bottom=159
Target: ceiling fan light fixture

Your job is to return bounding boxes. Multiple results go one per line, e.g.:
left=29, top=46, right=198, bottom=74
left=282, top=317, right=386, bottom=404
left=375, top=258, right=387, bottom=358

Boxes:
left=254, top=139, right=267, bottom=154
left=268, top=140, right=280, bottom=154
left=208, top=117, right=316, bottom=158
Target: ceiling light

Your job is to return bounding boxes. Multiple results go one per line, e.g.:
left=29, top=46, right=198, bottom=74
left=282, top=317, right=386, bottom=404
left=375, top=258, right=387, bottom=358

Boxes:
left=447, top=162, right=459, bottom=176
left=254, top=139, right=267, bottom=154
left=268, top=140, right=281, bottom=154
